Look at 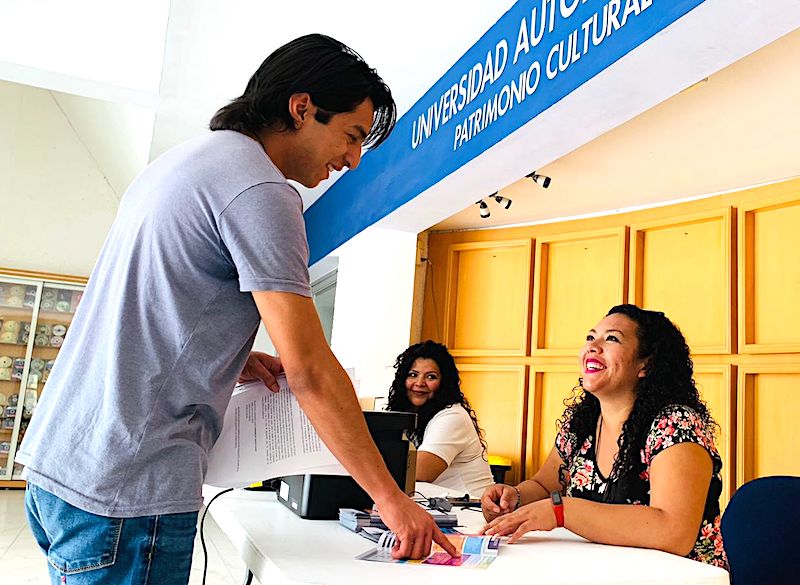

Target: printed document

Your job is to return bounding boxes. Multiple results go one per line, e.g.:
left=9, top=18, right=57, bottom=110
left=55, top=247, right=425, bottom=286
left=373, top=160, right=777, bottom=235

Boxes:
left=204, top=376, right=346, bottom=488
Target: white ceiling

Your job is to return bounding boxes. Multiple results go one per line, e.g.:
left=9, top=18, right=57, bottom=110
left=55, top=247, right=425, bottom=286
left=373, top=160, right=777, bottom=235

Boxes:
left=433, top=25, right=800, bottom=232
left=3, top=1, right=798, bottom=240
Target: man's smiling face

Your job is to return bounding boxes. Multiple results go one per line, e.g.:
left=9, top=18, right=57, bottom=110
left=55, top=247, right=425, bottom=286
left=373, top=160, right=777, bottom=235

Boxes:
left=284, top=96, right=373, bottom=188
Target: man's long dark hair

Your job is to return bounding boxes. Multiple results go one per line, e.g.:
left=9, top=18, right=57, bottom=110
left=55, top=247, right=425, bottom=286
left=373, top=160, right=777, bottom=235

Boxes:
left=210, top=34, right=396, bottom=148
left=558, top=304, right=717, bottom=490
left=387, top=340, right=486, bottom=453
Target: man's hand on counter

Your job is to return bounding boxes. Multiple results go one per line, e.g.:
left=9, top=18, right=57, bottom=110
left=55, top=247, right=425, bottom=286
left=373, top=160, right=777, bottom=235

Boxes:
left=377, top=491, right=460, bottom=560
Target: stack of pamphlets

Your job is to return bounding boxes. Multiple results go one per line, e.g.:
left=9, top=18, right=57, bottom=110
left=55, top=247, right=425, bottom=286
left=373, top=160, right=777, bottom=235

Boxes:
left=338, top=506, right=458, bottom=532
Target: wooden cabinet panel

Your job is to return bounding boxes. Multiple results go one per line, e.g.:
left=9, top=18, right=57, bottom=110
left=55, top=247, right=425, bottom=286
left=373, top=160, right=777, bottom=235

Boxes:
left=630, top=209, right=733, bottom=353
left=532, top=228, right=627, bottom=356
left=526, top=366, right=579, bottom=478
left=458, top=364, right=527, bottom=484
left=444, top=241, right=532, bottom=356
left=737, top=366, right=800, bottom=487
left=739, top=195, right=800, bottom=353
left=694, top=365, right=735, bottom=507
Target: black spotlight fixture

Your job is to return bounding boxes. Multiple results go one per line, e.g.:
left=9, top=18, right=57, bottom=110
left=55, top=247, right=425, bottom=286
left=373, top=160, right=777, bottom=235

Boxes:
left=526, top=171, right=551, bottom=188
left=491, top=193, right=512, bottom=209
left=476, top=199, right=491, bottom=219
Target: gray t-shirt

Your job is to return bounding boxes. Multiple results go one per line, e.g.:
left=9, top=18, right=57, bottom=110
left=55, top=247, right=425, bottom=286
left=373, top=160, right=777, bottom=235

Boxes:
left=17, top=130, right=311, bottom=517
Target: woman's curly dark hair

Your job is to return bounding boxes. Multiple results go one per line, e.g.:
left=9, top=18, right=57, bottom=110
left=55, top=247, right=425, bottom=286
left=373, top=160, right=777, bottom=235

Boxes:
left=386, top=340, right=486, bottom=453
left=557, top=304, right=717, bottom=492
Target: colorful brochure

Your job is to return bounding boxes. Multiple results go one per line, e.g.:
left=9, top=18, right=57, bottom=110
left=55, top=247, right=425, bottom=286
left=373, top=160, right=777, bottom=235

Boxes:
left=356, top=531, right=501, bottom=568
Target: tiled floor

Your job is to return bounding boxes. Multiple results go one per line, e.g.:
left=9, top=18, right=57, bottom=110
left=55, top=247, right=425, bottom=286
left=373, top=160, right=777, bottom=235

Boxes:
left=0, top=489, right=261, bottom=585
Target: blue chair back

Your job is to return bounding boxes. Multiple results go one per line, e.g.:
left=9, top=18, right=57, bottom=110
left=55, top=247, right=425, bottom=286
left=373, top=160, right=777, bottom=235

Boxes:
left=721, top=475, right=800, bottom=585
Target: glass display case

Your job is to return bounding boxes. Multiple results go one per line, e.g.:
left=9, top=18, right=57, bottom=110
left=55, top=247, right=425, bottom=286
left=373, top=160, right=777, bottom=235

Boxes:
left=0, top=272, right=85, bottom=484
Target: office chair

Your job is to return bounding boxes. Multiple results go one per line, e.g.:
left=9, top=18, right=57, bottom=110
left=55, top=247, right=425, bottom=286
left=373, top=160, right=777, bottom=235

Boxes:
left=720, top=475, right=800, bottom=585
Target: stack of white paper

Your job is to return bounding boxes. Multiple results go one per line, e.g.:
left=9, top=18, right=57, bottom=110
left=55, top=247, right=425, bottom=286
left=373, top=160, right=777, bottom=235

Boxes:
left=204, top=376, right=347, bottom=488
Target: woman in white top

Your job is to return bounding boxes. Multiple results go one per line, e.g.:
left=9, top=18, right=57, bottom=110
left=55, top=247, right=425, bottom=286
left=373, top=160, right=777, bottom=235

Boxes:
left=387, top=341, right=494, bottom=498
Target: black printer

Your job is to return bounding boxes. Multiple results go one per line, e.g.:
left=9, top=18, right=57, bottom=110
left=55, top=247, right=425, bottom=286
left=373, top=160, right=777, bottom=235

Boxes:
left=275, top=410, right=416, bottom=519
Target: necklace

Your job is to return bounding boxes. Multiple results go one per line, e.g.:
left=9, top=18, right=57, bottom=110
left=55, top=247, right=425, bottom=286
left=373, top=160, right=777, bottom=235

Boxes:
left=595, top=415, right=608, bottom=494
left=596, top=415, right=603, bottom=452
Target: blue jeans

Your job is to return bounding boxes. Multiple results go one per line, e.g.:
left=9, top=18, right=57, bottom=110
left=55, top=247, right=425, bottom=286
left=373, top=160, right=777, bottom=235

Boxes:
left=25, top=483, right=198, bottom=585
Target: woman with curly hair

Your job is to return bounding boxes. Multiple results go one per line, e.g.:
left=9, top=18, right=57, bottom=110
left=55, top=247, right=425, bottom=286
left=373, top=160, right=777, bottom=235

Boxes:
left=480, top=305, right=728, bottom=569
left=387, top=340, right=494, bottom=497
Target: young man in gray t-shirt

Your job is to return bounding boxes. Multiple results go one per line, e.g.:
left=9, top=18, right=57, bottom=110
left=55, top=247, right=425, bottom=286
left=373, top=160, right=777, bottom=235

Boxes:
left=18, top=34, right=457, bottom=584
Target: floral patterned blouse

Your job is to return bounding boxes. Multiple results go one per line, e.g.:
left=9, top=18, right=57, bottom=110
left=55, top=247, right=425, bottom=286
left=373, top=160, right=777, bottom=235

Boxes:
left=555, top=404, right=729, bottom=569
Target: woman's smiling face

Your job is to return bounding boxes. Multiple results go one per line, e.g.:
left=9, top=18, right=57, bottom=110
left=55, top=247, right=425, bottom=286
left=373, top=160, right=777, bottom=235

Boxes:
left=405, top=358, right=441, bottom=408
left=579, top=313, right=648, bottom=397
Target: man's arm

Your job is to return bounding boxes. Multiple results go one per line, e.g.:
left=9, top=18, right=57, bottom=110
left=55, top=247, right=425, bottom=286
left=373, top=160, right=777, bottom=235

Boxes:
left=252, top=290, right=458, bottom=559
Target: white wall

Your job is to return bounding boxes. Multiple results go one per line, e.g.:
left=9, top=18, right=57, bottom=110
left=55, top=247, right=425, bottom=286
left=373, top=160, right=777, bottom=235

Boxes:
left=53, top=92, right=155, bottom=198
left=0, top=81, right=118, bottom=277
left=329, top=228, right=418, bottom=399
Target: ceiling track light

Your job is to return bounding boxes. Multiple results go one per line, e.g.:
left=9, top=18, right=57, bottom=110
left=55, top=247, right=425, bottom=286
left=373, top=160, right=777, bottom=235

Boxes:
left=526, top=171, right=551, bottom=188
left=475, top=199, right=491, bottom=219
left=491, top=193, right=512, bottom=210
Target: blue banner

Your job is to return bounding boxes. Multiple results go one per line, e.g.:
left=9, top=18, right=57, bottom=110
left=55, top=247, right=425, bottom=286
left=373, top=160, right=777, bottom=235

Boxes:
left=305, top=0, right=706, bottom=265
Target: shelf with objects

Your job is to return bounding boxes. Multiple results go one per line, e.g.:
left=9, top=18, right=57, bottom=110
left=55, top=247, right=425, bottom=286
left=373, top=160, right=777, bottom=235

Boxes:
left=0, top=269, right=86, bottom=488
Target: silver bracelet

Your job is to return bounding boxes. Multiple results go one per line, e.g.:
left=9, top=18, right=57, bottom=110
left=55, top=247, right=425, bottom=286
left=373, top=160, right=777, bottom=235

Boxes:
left=511, top=485, right=521, bottom=510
